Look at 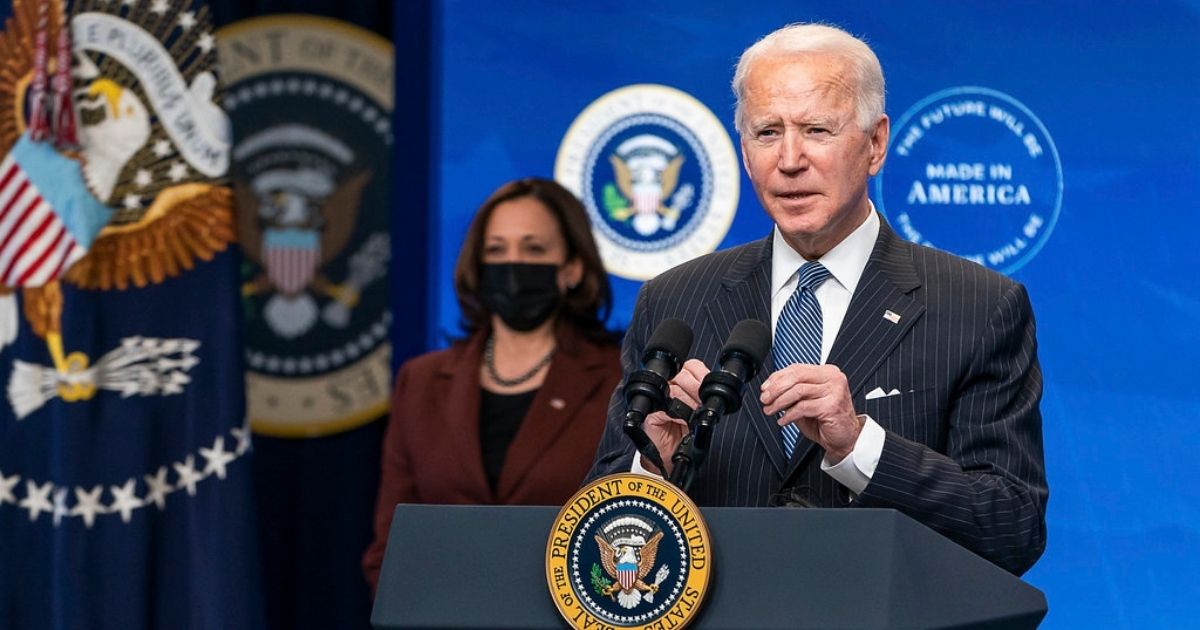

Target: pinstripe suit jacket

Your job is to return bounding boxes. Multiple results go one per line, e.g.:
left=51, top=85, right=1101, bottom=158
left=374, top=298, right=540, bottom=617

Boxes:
left=587, top=216, right=1048, bottom=575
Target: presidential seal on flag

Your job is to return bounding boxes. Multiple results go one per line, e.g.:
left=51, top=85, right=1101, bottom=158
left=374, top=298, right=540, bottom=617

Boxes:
left=0, top=0, right=235, bottom=420
left=0, top=3, right=261, bottom=627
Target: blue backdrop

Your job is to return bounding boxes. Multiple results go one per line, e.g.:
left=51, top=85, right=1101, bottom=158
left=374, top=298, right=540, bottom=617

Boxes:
left=409, top=1, right=1200, bottom=626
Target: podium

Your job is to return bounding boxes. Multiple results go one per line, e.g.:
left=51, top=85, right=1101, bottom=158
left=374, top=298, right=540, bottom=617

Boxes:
left=373, top=505, right=1047, bottom=629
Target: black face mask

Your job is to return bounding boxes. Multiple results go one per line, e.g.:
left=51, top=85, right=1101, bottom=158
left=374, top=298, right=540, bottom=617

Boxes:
left=478, top=263, right=563, bottom=332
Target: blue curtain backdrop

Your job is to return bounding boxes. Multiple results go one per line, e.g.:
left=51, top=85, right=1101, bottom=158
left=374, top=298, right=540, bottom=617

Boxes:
left=407, top=1, right=1200, bottom=627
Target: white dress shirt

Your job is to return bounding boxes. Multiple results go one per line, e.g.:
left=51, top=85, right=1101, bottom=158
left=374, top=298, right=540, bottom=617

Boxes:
left=769, top=210, right=884, bottom=495
left=634, top=208, right=886, bottom=495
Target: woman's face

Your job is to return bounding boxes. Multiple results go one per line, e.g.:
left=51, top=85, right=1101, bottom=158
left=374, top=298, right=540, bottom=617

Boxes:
left=482, top=196, right=582, bottom=291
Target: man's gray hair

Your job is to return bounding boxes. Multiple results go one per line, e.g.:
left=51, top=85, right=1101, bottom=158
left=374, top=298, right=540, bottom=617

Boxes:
left=732, top=23, right=885, bottom=135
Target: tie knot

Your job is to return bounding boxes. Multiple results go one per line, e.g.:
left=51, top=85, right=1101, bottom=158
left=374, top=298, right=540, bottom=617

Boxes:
left=795, top=262, right=831, bottom=291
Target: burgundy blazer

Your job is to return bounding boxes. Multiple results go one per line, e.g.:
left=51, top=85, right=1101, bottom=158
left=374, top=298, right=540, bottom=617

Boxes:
left=363, top=325, right=620, bottom=590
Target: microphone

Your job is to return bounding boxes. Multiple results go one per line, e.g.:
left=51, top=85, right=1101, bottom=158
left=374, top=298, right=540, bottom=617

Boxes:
left=670, top=319, right=770, bottom=491
left=623, top=318, right=693, bottom=474
left=696, top=318, right=771, bottom=419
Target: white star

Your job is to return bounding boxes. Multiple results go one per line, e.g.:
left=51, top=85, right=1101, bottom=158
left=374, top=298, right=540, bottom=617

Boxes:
left=231, top=424, right=252, bottom=456
left=135, top=169, right=153, bottom=188
left=109, top=479, right=144, bottom=523
left=178, top=11, right=197, bottom=31
left=149, top=0, right=168, bottom=14
left=19, top=480, right=54, bottom=522
left=123, top=194, right=141, bottom=210
left=52, top=487, right=69, bottom=527
left=71, top=485, right=106, bottom=528
left=173, top=455, right=203, bottom=496
left=143, top=467, right=173, bottom=510
left=168, top=161, right=188, bottom=182
left=0, top=471, right=18, bottom=505
left=197, top=32, right=215, bottom=53
left=200, top=436, right=236, bottom=480
left=153, top=139, right=172, bottom=157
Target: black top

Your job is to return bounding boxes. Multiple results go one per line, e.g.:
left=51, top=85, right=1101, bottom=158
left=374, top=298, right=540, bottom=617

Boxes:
left=479, top=388, right=538, bottom=491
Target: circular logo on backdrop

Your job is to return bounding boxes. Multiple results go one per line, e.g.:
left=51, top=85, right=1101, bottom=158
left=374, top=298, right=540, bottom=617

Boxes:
left=546, top=474, right=711, bottom=629
left=555, top=84, right=739, bottom=280
left=875, top=87, right=1063, bottom=274
left=217, top=17, right=393, bottom=437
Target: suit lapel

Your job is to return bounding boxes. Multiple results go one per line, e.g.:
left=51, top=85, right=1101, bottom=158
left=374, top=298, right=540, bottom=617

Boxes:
left=702, top=237, right=790, bottom=477
left=786, top=218, right=925, bottom=476
left=495, top=329, right=607, bottom=501
left=437, top=335, right=493, bottom=500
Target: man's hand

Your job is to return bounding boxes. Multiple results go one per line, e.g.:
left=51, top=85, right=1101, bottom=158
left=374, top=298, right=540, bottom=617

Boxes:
left=641, top=359, right=709, bottom=476
left=760, top=364, right=862, bottom=463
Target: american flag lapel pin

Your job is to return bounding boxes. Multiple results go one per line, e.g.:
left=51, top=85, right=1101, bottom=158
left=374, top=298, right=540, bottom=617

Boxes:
left=883, top=310, right=901, bottom=324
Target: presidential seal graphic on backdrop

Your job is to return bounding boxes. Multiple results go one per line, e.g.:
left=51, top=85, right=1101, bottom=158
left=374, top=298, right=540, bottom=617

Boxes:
left=876, top=87, right=1063, bottom=275
left=556, top=84, right=739, bottom=280
left=547, top=474, right=711, bottom=629
left=218, top=17, right=392, bottom=438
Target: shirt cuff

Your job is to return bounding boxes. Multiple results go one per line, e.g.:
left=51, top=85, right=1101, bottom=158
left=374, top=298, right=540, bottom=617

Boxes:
left=630, top=451, right=665, bottom=479
left=820, top=415, right=885, bottom=495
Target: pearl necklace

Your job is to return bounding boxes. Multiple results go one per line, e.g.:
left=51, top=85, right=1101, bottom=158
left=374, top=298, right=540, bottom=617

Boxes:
left=485, top=336, right=555, bottom=387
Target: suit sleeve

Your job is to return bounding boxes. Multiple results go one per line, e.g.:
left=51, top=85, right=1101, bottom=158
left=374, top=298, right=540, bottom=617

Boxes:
left=855, top=282, right=1048, bottom=575
left=585, top=282, right=655, bottom=482
left=362, top=362, right=419, bottom=593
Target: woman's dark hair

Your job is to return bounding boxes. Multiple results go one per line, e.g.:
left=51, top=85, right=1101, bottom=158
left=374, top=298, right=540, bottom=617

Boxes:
left=454, top=178, right=614, bottom=341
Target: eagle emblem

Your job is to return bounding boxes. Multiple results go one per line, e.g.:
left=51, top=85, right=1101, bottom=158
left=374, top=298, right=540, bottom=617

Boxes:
left=606, top=134, right=689, bottom=237
left=233, top=126, right=374, bottom=340
left=0, top=0, right=230, bottom=417
left=593, top=516, right=671, bottom=610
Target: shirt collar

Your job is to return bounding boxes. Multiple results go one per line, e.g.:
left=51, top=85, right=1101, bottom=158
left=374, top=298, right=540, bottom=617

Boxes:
left=771, top=205, right=880, bottom=296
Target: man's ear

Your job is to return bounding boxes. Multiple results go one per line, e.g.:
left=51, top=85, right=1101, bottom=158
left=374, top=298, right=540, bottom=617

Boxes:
left=868, top=115, right=890, bottom=176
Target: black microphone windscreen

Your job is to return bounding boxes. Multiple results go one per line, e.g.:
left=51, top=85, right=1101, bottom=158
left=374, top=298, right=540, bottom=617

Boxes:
left=645, top=318, right=694, bottom=363
left=722, top=319, right=771, bottom=367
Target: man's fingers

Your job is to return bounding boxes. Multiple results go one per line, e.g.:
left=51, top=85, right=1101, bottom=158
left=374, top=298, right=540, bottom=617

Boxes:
left=668, top=383, right=700, bottom=409
left=762, top=364, right=840, bottom=397
left=670, top=358, right=708, bottom=405
left=645, top=411, right=689, bottom=432
left=761, top=382, right=824, bottom=415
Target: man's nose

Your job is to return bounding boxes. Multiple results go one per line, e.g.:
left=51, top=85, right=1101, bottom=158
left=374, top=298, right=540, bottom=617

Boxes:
left=777, top=133, right=806, bottom=173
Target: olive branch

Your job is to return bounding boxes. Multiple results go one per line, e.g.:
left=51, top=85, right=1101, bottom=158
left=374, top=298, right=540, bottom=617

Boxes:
left=590, top=563, right=613, bottom=596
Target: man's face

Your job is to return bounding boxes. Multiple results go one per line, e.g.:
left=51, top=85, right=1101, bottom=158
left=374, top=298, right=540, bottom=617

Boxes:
left=739, top=53, right=889, bottom=258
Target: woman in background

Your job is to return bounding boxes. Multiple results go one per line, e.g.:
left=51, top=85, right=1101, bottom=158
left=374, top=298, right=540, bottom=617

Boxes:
left=363, top=178, right=620, bottom=591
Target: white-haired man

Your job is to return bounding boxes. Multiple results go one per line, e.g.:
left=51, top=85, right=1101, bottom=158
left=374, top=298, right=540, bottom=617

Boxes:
left=588, top=23, right=1048, bottom=575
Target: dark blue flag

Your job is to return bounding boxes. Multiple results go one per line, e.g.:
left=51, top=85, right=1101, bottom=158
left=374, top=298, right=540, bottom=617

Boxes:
left=0, top=1, right=262, bottom=628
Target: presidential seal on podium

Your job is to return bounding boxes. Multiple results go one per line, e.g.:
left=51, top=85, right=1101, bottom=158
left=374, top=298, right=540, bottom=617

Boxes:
left=547, top=474, right=711, bottom=629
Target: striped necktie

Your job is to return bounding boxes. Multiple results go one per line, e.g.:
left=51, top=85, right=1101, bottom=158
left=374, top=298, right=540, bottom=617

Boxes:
left=772, top=261, right=832, bottom=458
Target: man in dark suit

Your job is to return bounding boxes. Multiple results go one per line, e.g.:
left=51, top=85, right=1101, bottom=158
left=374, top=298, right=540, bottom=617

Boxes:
left=587, top=23, right=1048, bottom=575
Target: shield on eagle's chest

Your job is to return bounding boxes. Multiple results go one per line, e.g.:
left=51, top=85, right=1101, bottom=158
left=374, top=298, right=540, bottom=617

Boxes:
left=0, top=136, right=110, bottom=287
left=632, top=188, right=661, bottom=215
left=263, top=228, right=321, bottom=294
left=616, top=562, right=638, bottom=591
